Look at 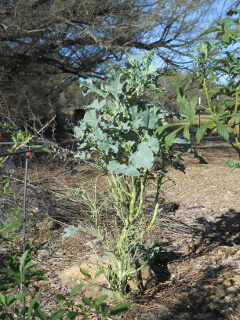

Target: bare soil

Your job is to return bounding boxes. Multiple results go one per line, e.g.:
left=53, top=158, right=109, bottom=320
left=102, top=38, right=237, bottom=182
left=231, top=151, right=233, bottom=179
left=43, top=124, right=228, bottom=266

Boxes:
left=2, top=135, right=240, bottom=319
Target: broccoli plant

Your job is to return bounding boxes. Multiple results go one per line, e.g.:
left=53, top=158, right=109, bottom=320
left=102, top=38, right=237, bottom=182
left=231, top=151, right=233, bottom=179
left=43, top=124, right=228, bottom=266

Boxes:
left=74, top=51, right=195, bottom=297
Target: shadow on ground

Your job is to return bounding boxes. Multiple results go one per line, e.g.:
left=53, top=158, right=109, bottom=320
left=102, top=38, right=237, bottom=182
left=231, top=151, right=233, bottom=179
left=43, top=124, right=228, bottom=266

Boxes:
left=197, top=209, right=240, bottom=246
left=128, top=210, right=240, bottom=319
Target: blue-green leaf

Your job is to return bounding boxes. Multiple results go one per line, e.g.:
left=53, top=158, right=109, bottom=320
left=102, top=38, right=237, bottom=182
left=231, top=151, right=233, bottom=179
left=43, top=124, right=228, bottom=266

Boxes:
left=130, top=142, right=154, bottom=169
left=141, top=111, right=157, bottom=129
left=107, top=161, right=140, bottom=177
left=84, top=110, right=99, bottom=128
left=81, top=79, right=107, bottom=98
left=147, top=136, right=159, bottom=154
left=105, top=72, right=124, bottom=98
left=62, top=225, right=81, bottom=239
left=86, top=99, right=106, bottom=111
left=97, top=141, right=118, bottom=155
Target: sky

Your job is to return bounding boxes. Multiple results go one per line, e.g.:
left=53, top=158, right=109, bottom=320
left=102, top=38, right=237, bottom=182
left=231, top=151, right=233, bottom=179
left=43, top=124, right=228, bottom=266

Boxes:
left=150, top=0, right=239, bottom=70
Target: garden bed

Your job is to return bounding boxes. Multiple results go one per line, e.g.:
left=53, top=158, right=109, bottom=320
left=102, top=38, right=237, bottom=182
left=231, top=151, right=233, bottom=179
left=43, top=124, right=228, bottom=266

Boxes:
left=2, top=135, right=240, bottom=319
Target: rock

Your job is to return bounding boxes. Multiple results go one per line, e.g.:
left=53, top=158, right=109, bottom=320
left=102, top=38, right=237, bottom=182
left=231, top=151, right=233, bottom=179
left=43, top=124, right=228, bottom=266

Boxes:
left=221, top=257, right=239, bottom=268
left=222, top=277, right=232, bottom=287
left=1, top=159, right=17, bottom=175
left=214, top=285, right=227, bottom=299
left=58, top=262, right=113, bottom=299
left=128, top=258, right=158, bottom=291
left=226, top=286, right=237, bottom=294
left=231, top=276, right=240, bottom=286
left=204, top=285, right=214, bottom=297
left=55, top=251, right=64, bottom=257
left=58, top=255, right=158, bottom=299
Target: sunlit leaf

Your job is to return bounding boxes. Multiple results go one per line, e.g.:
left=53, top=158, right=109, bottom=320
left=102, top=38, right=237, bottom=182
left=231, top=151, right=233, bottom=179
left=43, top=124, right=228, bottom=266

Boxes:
left=216, top=120, right=230, bottom=142
left=196, top=121, right=214, bottom=143
left=28, top=293, right=41, bottom=319
left=93, top=294, right=108, bottom=308
left=80, top=268, right=92, bottom=280
left=130, top=142, right=154, bottom=169
left=20, top=250, right=29, bottom=275
left=94, top=269, right=105, bottom=279
left=70, top=284, right=84, bottom=298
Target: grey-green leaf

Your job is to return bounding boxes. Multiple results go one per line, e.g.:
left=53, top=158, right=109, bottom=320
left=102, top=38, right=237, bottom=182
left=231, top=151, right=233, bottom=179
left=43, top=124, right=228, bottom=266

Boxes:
left=62, top=225, right=81, bottom=239
left=130, top=142, right=154, bottom=169
left=84, top=110, right=99, bottom=128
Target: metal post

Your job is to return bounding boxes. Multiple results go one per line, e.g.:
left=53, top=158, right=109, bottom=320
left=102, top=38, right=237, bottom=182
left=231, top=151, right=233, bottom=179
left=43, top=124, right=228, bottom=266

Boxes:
left=22, top=154, right=29, bottom=254
left=21, top=153, right=29, bottom=319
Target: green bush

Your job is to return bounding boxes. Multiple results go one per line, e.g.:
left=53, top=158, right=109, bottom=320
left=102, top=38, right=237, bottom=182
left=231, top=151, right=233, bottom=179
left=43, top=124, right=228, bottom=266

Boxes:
left=187, top=3, right=240, bottom=155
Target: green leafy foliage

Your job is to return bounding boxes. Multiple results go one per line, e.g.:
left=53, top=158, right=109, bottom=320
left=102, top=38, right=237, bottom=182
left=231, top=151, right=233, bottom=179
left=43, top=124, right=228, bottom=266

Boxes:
left=74, top=51, right=184, bottom=176
left=187, top=2, right=240, bottom=157
left=0, top=242, right=47, bottom=292
left=221, top=158, right=240, bottom=168
left=0, top=225, right=131, bottom=319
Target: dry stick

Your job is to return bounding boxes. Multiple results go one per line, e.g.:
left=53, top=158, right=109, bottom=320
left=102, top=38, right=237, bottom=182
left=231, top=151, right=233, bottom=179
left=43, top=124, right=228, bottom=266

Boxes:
left=2, top=114, right=56, bottom=164
left=21, top=154, right=29, bottom=319
left=15, top=114, right=56, bottom=150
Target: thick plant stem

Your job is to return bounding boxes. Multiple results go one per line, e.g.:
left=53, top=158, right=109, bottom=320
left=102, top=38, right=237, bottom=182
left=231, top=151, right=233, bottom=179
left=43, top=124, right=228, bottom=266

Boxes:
left=232, top=87, right=240, bottom=158
left=128, top=176, right=138, bottom=224
left=203, top=79, right=215, bottom=120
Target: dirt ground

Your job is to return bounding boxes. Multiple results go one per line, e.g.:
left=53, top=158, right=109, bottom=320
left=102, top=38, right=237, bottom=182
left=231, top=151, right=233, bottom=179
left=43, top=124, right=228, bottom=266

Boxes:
left=2, top=135, right=240, bottom=319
